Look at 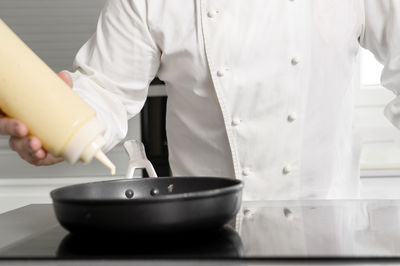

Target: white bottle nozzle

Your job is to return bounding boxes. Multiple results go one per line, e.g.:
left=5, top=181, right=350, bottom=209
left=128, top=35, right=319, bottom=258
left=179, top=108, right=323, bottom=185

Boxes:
left=80, top=135, right=116, bottom=175
left=95, top=150, right=116, bottom=175
left=62, top=118, right=116, bottom=175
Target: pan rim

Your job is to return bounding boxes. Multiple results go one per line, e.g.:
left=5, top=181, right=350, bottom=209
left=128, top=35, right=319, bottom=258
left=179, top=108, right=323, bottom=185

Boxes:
left=50, top=176, right=243, bottom=204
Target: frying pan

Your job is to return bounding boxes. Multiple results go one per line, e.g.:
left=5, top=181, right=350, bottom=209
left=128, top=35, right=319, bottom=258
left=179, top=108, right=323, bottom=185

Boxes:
left=51, top=140, right=243, bottom=234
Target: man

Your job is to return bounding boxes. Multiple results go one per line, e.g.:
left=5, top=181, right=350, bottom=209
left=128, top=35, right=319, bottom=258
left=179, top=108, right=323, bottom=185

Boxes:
left=0, top=0, right=399, bottom=200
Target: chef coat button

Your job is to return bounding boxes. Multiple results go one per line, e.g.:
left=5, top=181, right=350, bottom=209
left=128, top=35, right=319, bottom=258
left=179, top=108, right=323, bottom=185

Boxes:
left=217, top=69, right=225, bottom=77
left=243, top=208, right=253, bottom=218
left=287, top=113, right=297, bottom=122
left=283, top=165, right=292, bottom=175
left=283, top=208, right=294, bottom=220
left=242, top=168, right=251, bottom=176
left=207, top=10, right=219, bottom=18
left=231, top=117, right=241, bottom=126
left=291, top=57, right=299, bottom=66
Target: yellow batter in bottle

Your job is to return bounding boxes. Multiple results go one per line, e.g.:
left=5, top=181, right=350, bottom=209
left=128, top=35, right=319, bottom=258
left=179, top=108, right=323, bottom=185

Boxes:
left=0, top=19, right=116, bottom=175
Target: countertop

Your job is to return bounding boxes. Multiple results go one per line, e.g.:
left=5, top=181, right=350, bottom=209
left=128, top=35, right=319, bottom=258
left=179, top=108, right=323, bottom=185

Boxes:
left=2, top=200, right=400, bottom=265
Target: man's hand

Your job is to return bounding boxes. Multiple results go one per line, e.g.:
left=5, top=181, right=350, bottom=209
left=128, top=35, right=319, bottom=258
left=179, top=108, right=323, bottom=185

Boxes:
left=0, top=72, right=73, bottom=166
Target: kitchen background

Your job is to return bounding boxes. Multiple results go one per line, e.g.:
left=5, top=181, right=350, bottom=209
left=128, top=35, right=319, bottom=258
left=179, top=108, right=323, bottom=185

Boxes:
left=1, top=0, right=400, bottom=213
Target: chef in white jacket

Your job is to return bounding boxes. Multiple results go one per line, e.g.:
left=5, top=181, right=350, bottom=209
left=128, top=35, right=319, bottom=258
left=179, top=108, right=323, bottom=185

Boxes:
left=1, top=0, right=400, bottom=201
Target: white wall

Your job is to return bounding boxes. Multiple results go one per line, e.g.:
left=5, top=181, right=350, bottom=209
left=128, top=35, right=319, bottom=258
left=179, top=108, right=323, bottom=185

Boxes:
left=0, top=0, right=107, bottom=72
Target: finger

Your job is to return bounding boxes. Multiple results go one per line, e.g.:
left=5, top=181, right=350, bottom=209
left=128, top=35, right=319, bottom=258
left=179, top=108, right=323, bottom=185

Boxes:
left=26, top=152, right=64, bottom=166
left=10, top=136, right=31, bottom=153
left=0, top=118, right=28, bottom=136
left=57, top=71, right=73, bottom=88
left=9, top=136, right=41, bottom=153
left=36, top=149, right=47, bottom=159
left=9, top=136, right=63, bottom=166
left=27, top=136, right=42, bottom=153
left=19, top=151, right=44, bottom=166
left=12, top=141, right=39, bottom=165
left=30, top=148, right=46, bottom=160
left=9, top=137, right=22, bottom=152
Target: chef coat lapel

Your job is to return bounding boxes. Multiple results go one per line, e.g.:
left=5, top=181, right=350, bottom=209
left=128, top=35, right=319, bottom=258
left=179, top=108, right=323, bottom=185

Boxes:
left=200, top=0, right=240, bottom=181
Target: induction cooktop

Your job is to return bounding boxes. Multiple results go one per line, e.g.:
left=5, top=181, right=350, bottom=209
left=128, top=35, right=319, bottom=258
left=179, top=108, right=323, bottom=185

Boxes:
left=2, top=201, right=400, bottom=262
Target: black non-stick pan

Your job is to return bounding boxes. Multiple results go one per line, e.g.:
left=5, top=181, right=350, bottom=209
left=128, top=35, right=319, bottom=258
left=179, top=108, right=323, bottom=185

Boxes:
left=51, top=140, right=243, bottom=234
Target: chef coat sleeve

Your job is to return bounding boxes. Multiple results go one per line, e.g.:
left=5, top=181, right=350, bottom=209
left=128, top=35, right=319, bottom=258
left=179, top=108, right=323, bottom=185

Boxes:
left=67, top=0, right=160, bottom=152
left=359, top=0, right=400, bottom=130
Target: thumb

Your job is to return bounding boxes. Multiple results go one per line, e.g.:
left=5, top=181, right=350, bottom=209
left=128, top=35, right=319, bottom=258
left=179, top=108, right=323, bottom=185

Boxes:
left=57, top=71, right=73, bottom=88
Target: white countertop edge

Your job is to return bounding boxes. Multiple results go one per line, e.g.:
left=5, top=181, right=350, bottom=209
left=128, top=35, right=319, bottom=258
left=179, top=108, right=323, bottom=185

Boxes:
left=361, top=170, right=400, bottom=178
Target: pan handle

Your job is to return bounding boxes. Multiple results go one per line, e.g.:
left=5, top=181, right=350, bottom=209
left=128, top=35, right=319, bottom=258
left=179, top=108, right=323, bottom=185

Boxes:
left=123, top=140, right=158, bottom=178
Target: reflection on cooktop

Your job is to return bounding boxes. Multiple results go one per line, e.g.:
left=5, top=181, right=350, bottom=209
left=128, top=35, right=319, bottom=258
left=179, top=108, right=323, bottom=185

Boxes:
left=0, top=225, right=242, bottom=259
left=239, top=201, right=400, bottom=257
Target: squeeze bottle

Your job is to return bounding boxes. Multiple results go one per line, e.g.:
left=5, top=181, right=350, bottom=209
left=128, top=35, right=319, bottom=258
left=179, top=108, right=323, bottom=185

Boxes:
left=0, top=19, right=116, bottom=175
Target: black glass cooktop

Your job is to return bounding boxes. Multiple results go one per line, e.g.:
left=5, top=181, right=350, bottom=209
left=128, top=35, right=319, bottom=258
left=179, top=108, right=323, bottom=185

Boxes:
left=2, top=201, right=400, bottom=262
left=0, top=225, right=242, bottom=259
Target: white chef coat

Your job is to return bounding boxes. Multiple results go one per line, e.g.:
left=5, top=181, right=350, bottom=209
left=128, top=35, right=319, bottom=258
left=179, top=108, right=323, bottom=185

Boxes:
left=68, top=0, right=400, bottom=200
